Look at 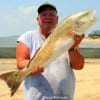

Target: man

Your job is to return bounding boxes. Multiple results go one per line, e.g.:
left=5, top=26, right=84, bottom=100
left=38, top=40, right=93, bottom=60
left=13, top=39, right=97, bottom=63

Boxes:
left=16, top=2, right=84, bottom=100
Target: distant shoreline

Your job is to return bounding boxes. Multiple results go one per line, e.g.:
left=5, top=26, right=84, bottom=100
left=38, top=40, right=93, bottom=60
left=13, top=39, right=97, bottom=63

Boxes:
left=0, top=47, right=16, bottom=58
left=0, top=38, right=100, bottom=58
left=83, top=38, right=100, bottom=43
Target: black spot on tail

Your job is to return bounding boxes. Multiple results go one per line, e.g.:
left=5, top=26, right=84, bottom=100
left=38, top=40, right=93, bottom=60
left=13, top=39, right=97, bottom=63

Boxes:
left=0, top=71, right=22, bottom=96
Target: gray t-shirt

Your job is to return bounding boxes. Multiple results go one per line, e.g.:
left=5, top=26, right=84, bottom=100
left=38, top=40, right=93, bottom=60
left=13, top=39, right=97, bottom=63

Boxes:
left=17, top=30, right=75, bottom=100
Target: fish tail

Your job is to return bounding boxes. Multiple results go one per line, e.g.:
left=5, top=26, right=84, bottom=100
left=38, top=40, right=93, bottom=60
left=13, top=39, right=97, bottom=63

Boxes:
left=0, top=71, right=22, bottom=96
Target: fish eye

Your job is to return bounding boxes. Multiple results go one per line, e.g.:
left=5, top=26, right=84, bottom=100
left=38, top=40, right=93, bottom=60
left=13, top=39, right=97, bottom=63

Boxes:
left=14, top=73, right=18, bottom=77
left=74, top=21, right=83, bottom=27
left=13, top=72, right=18, bottom=77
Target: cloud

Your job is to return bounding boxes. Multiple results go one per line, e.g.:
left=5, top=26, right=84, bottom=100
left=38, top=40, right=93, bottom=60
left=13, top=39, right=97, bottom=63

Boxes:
left=0, top=5, right=38, bottom=36
left=18, top=5, right=37, bottom=16
left=17, top=5, right=38, bottom=25
left=3, top=15, right=20, bottom=27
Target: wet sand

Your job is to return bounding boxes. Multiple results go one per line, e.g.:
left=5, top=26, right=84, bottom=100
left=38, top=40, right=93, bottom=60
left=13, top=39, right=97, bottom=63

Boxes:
left=0, top=58, right=100, bottom=100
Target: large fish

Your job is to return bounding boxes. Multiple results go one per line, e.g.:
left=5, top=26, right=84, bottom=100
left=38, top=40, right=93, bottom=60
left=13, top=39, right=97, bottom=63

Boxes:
left=0, top=9, right=97, bottom=96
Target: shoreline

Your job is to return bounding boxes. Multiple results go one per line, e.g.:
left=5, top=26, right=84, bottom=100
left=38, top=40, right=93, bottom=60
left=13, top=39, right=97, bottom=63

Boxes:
left=0, top=38, right=100, bottom=58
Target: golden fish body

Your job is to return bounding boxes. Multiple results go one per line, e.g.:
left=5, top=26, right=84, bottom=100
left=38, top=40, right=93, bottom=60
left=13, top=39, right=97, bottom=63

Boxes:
left=0, top=9, right=97, bottom=96
left=27, top=9, right=96, bottom=73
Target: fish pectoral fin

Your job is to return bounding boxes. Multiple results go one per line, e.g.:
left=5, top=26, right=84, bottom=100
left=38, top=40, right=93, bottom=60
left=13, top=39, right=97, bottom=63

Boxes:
left=0, top=70, right=22, bottom=96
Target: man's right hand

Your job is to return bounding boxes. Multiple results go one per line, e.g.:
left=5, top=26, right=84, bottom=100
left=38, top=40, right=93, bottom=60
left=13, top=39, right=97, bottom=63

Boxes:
left=30, top=66, right=44, bottom=75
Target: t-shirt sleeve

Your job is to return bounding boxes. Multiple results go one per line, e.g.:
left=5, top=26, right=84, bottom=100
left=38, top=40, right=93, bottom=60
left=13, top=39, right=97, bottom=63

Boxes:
left=17, top=31, right=31, bottom=48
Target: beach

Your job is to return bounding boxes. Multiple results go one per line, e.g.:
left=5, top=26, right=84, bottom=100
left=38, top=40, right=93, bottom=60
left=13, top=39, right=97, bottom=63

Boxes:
left=0, top=58, right=100, bottom=100
left=74, top=58, right=100, bottom=100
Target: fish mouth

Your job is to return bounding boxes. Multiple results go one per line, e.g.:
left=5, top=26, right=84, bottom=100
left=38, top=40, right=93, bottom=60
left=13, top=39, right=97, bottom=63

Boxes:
left=89, top=10, right=96, bottom=20
left=70, top=9, right=97, bottom=23
left=72, top=9, right=97, bottom=35
left=78, top=9, right=97, bottom=23
left=89, top=10, right=97, bottom=24
left=80, top=10, right=96, bottom=19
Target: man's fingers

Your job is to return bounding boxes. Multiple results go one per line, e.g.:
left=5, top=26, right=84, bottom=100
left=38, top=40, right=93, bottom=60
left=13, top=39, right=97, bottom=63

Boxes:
left=31, top=66, right=44, bottom=75
left=37, top=66, right=44, bottom=73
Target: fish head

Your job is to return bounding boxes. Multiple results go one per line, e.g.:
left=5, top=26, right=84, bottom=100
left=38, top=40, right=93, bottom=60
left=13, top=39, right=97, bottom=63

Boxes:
left=71, top=10, right=97, bottom=35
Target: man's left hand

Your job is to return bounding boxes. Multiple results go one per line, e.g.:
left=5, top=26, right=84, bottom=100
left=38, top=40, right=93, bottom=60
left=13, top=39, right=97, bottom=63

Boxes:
left=71, top=32, right=85, bottom=49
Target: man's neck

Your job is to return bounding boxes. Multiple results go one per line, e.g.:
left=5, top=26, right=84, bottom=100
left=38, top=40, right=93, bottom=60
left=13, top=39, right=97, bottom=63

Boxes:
left=39, top=29, right=51, bottom=38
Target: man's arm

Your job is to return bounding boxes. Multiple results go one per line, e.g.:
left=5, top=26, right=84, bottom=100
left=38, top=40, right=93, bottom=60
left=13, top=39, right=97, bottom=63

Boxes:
left=16, top=42, right=30, bottom=69
left=16, top=42, right=44, bottom=75
left=68, top=33, right=85, bottom=70
left=69, top=47, right=84, bottom=70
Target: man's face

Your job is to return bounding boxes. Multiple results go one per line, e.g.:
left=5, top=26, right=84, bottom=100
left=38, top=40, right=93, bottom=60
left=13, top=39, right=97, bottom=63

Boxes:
left=37, top=8, right=58, bottom=30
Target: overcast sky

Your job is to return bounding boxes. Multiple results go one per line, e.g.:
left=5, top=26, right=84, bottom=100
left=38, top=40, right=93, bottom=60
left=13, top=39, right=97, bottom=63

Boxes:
left=0, top=0, right=100, bottom=37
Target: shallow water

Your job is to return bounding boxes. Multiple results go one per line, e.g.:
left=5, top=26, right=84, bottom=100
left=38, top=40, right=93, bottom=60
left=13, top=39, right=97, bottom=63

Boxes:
left=0, top=37, right=18, bottom=47
left=0, top=37, right=100, bottom=48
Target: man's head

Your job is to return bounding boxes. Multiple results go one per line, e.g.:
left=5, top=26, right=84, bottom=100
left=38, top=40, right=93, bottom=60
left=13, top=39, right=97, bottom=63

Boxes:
left=37, top=2, right=58, bottom=33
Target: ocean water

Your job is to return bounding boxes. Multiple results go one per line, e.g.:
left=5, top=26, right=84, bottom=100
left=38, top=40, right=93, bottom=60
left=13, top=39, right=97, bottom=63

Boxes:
left=0, top=37, right=100, bottom=48
left=0, top=37, right=18, bottom=47
left=80, top=42, right=100, bottom=48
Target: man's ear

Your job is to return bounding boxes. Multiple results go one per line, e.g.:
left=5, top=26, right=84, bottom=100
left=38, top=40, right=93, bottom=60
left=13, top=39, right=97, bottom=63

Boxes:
left=37, top=16, right=39, bottom=21
left=57, top=16, right=58, bottom=24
